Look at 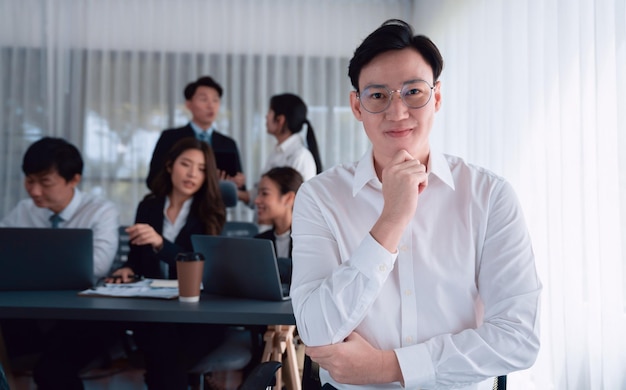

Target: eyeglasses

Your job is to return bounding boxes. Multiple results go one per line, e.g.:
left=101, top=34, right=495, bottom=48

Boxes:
left=356, top=80, right=435, bottom=114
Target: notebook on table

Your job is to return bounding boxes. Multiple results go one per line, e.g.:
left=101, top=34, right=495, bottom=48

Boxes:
left=191, top=235, right=290, bottom=301
left=0, top=227, right=94, bottom=291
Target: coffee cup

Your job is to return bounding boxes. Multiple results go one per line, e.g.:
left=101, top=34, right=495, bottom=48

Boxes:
left=176, top=252, right=204, bottom=302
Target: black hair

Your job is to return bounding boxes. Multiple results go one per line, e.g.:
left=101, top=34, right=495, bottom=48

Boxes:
left=22, top=137, right=83, bottom=182
left=183, top=76, right=223, bottom=100
left=149, top=137, right=225, bottom=236
left=269, top=93, right=323, bottom=174
left=262, top=166, right=304, bottom=196
left=348, top=19, right=444, bottom=91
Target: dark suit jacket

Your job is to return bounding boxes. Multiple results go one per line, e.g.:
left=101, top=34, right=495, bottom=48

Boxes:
left=146, top=124, right=243, bottom=189
left=254, top=228, right=292, bottom=286
left=125, top=195, right=205, bottom=279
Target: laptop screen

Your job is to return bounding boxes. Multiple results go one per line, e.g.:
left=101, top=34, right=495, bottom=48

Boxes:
left=191, top=235, right=289, bottom=301
left=0, top=228, right=94, bottom=291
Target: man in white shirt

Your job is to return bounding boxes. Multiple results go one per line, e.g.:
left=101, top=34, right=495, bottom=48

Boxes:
left=291, top=19, right=542, bottom=389
left=0, top=137, right=120, bottom=389
left=0, top=137, right=119, bottom=280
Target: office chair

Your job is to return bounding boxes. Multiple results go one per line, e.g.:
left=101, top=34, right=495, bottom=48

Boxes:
left=219, top=180, right=239, bottom=208
left=302, top=356, right=507, bottom=390
left=494, top=375, right=507, bottom=389
left=221, top=221, right=259, bottom=238
left=188, top=327, right=253, bottom=390
left=239, top=361, right=282, bottom=390
left=109, top=226, right=131, bottom=271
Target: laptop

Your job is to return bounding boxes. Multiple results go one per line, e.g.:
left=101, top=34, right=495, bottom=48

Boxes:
left=0, top=227, right=94, bottom=291
left=191, top=235, right=290, bottom=301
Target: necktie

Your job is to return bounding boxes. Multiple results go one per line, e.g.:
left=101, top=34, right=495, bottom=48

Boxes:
left=198, top=131, right=211, bottom=146
left=49, top=214, right=62, bottom=228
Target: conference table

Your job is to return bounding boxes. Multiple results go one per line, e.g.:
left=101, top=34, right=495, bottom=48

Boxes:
left=0, top=289, right=296, bottom=325
left=0, top=289, right=296, bottom=389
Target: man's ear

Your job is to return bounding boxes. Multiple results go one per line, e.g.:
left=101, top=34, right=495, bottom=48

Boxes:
left=433, top=80, right=442, bottom=112
left=349, top=91, right=363, bottom=122
left=69, top=173, right=81, bottom=187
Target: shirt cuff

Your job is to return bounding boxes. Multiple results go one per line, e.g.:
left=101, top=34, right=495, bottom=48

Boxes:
left=394, top=343, right=436, bottom=389
left=351, top=233, right=398, bottom=282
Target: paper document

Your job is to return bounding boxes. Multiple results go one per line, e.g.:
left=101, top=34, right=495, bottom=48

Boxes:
left=149, top=279, right=178, bottom=288
left=79, top=279, right=179, bottom=299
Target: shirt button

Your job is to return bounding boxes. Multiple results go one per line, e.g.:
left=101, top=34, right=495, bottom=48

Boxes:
left=399, top=245, right=408, bottom=252
left=378, top=264, right=387, bottom=272
left=404, top=289, right=412, bottom=296
left=406, top=336, right=413, bottom=343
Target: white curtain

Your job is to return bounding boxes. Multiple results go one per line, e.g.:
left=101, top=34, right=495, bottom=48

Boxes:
left=1, top=0, right=625, bottom=389
left=413, top=1, right=626, bottom=389
left=0, top=0, right=412, bottom=222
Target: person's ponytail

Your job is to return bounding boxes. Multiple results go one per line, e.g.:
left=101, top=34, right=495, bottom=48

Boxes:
left=304, top=120, right=323, bottom=174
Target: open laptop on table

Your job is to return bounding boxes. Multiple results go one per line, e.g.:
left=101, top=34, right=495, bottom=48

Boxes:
left=0, top=227, right=93, bottom=290
left=191, top=235, right=290, bottom=301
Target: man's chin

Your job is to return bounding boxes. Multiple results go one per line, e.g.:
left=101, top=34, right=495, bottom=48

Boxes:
left=32, top=200, right=48, bottom=209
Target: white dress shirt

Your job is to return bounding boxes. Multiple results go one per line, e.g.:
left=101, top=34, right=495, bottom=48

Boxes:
left=291, top=147, right=542, bottom=389
left=162, top=196, right=192, bottom=243
left=263, top=133, right=316, bottom=181
left=246, top=133, right=318, bottom=210
left=0, top=188, right=120, bottom=281
left=274, top=229, right=291, bottom=259
left=190, top=121, right=215, bottom=145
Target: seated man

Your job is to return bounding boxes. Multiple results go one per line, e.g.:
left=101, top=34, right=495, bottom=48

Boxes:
left=146, top=75, right=246, bottom=191
left=0, top=136, right=119, bottom=281
left=0, top=137, right=120, bottom=389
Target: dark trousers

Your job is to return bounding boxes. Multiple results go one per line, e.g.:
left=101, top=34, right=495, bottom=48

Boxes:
left=133, top=322, right=227, bottom=390
left=1, top=319, right=51, bottom=358
left=33, top=320, right=124, bottom=390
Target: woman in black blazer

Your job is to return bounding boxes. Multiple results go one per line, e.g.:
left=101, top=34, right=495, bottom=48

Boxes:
left=110, top=137, right=226, bottom=390
left=253, top=167, right=304, bottom=287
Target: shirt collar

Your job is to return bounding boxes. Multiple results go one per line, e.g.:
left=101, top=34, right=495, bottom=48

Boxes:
left=274, top=228, right=291, bottom=239
left=163, top=196, right=193, bottom=220
left=190, top=121, right=215, bottom=139
left=353, top=146, right=380, bottom=196
left=275, top=133, right=303, bottom=153
left=352, top=146, right=455, bottom=197
left=428, top=149, right=455, bottom=190
left=55, top=187, right=82, bottom=221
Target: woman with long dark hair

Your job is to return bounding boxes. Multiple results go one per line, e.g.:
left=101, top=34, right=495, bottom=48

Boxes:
left=109, top=137, right=226, bottom=390
left=112, top=138, right=224, bottom=280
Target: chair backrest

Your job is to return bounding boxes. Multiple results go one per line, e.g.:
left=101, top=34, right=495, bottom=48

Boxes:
left=221, top=221, right=259, bottom=238
left=110, top=226, right=131, bottom=271
left=187, top=326, right=253, bottom=389
left=219, top=180, right=238, bottom=208
left=239, top=361, right=282, bottom=390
